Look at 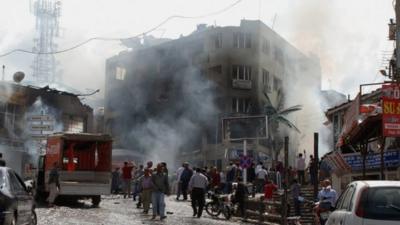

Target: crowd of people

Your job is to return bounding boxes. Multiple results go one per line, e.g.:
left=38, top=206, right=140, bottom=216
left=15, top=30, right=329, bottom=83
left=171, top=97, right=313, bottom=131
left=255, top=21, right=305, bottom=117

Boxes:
left=111, top=161, right=170, bottom=220
left=110, top=154, right=335, bottom=222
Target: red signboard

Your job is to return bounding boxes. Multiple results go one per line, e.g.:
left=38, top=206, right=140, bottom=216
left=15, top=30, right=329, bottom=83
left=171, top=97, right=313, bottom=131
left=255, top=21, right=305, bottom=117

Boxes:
left=382, top=83, right=400, bottom=137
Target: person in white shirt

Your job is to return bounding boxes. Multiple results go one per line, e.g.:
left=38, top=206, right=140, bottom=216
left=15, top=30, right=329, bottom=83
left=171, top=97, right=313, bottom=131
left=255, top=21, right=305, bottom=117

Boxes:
left=296, top=153, right=306, bottom=185
left=188, top=168, right=209, bottom=218
left=255, top=162, right=263, bottom=174
left=219, top=170, right=226, bottom=192
left=175, top=163, right=185, bottom=200
left=255, top=166, right=268, bottom=193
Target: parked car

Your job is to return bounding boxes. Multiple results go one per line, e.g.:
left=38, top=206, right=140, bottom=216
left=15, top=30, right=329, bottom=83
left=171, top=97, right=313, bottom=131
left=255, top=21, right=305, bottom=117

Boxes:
left=0, top=167, right=37, bottom=225
left=327, top=180, right=400, bottom=225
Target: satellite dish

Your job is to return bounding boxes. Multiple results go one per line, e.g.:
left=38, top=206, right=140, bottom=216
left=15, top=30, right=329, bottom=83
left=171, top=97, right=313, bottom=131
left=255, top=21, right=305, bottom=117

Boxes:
left=13, top=71, right=25, bottom=83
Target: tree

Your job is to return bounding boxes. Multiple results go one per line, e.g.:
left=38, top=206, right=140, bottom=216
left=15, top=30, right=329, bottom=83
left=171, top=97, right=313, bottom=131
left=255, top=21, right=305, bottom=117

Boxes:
left=263, top=92, right=302, bottom=161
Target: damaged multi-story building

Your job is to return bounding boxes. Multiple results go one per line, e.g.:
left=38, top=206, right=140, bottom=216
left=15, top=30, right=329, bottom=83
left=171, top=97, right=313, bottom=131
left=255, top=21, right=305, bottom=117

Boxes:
left=105, top=20, right=321, bottom=169
left=0, top=81, right=94, bottom=176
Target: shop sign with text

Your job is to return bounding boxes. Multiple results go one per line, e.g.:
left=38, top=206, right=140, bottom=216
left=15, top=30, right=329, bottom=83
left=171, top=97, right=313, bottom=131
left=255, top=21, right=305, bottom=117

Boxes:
left=382, top=83, right=400, bottom=136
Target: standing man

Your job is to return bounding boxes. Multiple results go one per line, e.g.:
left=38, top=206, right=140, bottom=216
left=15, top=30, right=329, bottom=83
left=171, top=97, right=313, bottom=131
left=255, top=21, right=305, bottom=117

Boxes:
left=296, top=153, right=306, bottom=185
left=234, top=177, right=249, bottom=220
left=151, top=164, right=170, bottom=220
left=111, top=167, right=121, bottom=194
left=226, top=162, right=239, bottom=194
left=209, top=167, right=220, bottom=190
left=255, top=166, right=268, bottom=193
left=180, top=163, right=193, bottom=201
left=122, top=161, right=134, bottom=198
left=175, top=163, right=185, bottom=200
left=139, top=168, right=153, bottom=214
left=188, top=167, right=208, bottom=218
left=133, top=165, right=144, bottom=201
left=264, top=179, right=278, bottom=201
left=291, top=179, right=302, bottom=216
left=47, top=162, right=60, bottom=207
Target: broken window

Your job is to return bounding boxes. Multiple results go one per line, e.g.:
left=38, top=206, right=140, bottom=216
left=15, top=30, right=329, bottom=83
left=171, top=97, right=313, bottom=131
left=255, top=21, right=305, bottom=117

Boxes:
left=262, top=69, right=271, bottom=92
left=115, top=66, right=126, bottom=80
left=232, top=97, right=251, bottom=113
left=62, top=115, right=85, bottom=133
left=0, top=103, right=22, bottom=137
left=233, top=32, right=251, bottom=48
left=232, top=65, right=251, bottom=80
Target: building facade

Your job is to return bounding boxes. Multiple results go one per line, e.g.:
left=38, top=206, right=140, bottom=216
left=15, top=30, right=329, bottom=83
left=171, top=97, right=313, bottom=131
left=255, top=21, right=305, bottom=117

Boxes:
left=105, top=20, right=321, bottom=169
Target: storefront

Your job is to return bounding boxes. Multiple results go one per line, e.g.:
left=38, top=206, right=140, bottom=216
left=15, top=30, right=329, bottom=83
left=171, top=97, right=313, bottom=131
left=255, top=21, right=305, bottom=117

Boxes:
left=322, top=149, right=400, bottom=193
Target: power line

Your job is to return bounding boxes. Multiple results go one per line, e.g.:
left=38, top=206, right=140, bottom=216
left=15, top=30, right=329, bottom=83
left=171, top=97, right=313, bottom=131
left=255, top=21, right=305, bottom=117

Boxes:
left=0, top=0, right=242, bottom=58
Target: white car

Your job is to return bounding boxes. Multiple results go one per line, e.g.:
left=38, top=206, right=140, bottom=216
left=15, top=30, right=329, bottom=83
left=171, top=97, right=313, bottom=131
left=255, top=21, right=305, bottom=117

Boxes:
left=327, top=180, right=400, bottom=225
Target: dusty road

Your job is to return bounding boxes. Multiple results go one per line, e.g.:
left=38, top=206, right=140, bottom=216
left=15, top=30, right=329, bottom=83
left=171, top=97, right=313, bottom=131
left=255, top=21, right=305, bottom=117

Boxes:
left=37, top=195, right=247, bottom=225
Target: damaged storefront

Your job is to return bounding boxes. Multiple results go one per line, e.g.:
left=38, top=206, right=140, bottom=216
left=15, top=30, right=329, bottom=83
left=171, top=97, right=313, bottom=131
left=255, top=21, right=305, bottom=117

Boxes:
left=0, top=82, right=94, bottom=177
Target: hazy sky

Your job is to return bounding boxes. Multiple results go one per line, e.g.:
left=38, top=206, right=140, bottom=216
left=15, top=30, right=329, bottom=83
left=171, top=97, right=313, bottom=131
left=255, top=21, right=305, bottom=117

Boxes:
left=0, top=0, right=395, bottom=98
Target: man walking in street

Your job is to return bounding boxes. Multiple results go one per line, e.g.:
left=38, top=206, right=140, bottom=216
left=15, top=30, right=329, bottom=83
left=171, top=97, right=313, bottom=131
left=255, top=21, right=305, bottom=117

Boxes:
left=47, top=162, right=60, bottom=207
left=189, top=167, right=208, bottom=218
left=122, top=161, right=134, bottom=198
left=179, top=162, right=193, bottom=201
left=111, top=167, right=121, bottom=194
left=139, top=168, right=153, bottom=214
left=234, top=177, right=249, bottom=220
left=151, top=164, right=170, bottom=220
left=296, top=153, right=306, bottom=185
left=255, top=166, right=268, bottom=193
left=133, top=165, right=144, bottom=201
left=175, top=163, right=185, bottom=200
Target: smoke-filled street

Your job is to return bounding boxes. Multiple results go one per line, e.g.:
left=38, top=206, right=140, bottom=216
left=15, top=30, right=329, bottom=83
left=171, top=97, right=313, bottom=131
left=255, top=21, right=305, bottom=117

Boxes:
left=37, top=196, right=246, bottom=225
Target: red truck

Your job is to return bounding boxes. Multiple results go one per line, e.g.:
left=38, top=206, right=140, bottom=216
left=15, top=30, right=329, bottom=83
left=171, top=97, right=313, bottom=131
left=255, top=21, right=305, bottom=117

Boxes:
left=35, top=133, right=112, bottom=206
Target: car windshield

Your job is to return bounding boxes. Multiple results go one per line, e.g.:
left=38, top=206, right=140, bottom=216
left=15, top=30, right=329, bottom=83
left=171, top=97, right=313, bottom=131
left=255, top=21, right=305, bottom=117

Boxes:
left=363, top=187, right=400, bottom=220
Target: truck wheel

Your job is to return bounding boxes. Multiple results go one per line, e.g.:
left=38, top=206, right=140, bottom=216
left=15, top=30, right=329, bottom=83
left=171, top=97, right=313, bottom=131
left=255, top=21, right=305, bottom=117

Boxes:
left=92, top=196, right=101, bottom=207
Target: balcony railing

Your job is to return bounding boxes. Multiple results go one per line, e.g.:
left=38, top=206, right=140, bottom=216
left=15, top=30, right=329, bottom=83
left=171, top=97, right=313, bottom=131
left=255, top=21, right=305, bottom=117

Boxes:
left=232, top=79, right=252, bottom=90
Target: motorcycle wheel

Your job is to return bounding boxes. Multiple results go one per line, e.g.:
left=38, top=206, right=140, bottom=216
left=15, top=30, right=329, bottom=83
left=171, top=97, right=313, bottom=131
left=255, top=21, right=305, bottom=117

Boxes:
left=205, top=202, right=221, bottom=217
left=222, top=205, right=231, bottom=220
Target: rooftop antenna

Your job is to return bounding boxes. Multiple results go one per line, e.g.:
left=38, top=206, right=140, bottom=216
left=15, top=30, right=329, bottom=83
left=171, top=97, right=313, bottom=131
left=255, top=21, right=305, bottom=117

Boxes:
left=272, top=14, right=277, bottom=30
left=31, top=0, right=62, bottom=84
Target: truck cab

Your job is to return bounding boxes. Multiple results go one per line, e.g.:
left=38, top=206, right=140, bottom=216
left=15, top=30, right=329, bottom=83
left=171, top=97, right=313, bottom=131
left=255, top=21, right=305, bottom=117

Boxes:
left=36, top=133, right=112, bottom=206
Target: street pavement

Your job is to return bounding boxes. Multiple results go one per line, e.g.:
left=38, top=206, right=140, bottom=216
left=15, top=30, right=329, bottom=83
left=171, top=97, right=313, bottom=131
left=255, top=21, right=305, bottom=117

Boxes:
left=37, top=195, right=248, bottom=225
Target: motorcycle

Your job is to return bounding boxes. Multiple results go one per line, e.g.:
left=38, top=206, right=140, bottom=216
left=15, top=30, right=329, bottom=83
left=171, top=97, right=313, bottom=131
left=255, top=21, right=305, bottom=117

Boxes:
left=205, top=190, right=233, bottom=220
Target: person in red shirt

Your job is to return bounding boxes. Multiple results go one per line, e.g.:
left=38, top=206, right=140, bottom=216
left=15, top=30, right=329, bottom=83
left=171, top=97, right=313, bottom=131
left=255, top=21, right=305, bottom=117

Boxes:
left=209, top=167, right=221, bottom=190
left=122, top=161, right=135, bottom=198
left=264, top=179, right=278, bottom=201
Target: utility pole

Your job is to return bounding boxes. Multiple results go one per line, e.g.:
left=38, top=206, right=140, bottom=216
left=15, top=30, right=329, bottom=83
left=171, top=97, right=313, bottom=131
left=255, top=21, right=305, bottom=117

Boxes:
left=243, top=139, right=247, bottom=183
left=313, top=133, right=319, bottom=200
left=282, top=136, right=289, bottom=225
